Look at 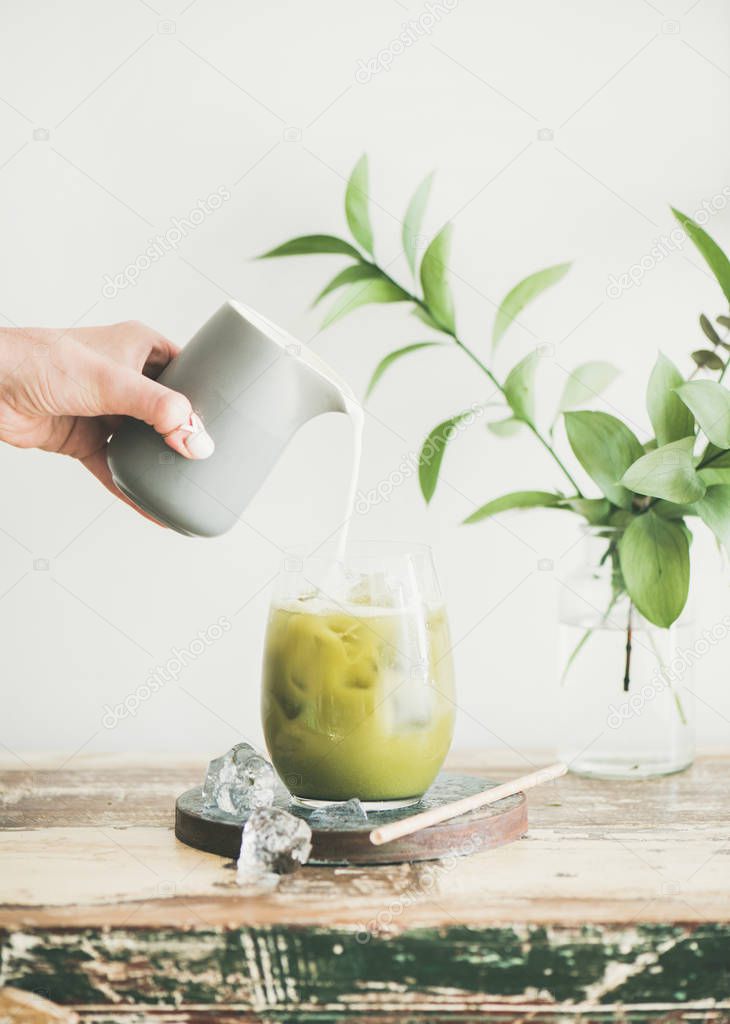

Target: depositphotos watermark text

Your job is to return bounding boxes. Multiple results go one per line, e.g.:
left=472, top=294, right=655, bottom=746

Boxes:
left=355, top=0, right=459, bottom=83
left=102, top=187, right=231, bottom=299
left=102, top=616, right=231, bottom=728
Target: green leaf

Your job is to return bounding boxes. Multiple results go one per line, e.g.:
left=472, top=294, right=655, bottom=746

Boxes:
left=647, top=353, right=694, bottom=446
left=403, top=172, right=433, bottom=276
left=564, top=410, right=644, bottom=509
left=419, top=411, right=471, bottom=503
left=559, top=497, right=612, bottom=524
left=312, top=264, right=382, bottom=306
left=621, top=437, right=706, bottom=504
left=701, top=444, right=730, bottom=467
left=618, top=512, right=690, bottom=627
left=695, top=484, right=730, bottom=549
left=420, top=224, right=455, bottom=334
left=678, top=519, right=694, bottom=549
left=717, top=315, right=730, bottom=330
left=321, top=278, right=410, bottom=329
left=487, top=416, right=524, bottom=438
left=464, top=490, right=563, bottom=524
left=700, top=313, right=722, bottom=347
left=492, top=263, right=571, bottom=350
left=692, top=349, right=725, bottom=371
left=676, top=380, right=730, bottom=447
left=654, top=499, right=700, bottom=519
left=366, top=341, right=443, bottom=398
left=504, top=351, right=539, bottom=425
left=345, top=155, right=374, bottom=255
left=698, top=466, right=730, bottom=485
left=608, top=509, right=635, bottom=529
left=557, top=361, right=620, bottom=414
left=258, top=234, right=363, bottom=260
left=411, top=305, right=446, bottom=333
left=672, top=208, right=730, bottom=304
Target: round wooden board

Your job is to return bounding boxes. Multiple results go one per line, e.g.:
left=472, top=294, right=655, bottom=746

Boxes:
left=175, top=773, right=527, bottom=865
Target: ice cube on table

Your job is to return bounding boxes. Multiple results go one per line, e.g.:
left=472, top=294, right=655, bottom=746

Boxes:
left=202, top=742, right=275, bottom=816
left=308, top=798, right=368, bottom=828
left=236, top=807, right=312, bottom=889
left=229, top=749, right=276, bottom=813
left=202, top=753, right=231, bottom=810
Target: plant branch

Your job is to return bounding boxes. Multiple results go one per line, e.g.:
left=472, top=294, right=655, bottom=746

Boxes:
left=720, top=350, right=730, bottom=384
left=452, top=337, right=584, bottom=495
left=366, top=261, right=585, bottom=497
left=697, top=314, right=730, bottom=382
left=623, top=602, right=633, bottom=692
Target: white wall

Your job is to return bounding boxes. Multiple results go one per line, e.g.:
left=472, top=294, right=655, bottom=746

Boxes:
left=1, top=0, right=728, bottom=763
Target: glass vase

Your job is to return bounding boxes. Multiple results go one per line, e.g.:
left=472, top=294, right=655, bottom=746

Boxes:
left=557, top=527, right=695, bottom=779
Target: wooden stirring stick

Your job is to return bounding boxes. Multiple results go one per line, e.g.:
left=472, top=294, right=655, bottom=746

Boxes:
left=369, top=761, right=567, bottom=846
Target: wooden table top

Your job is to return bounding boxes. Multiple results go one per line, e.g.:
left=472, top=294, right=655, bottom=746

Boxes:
left=1, top=750, right=728, bottom=929
left=1, top=751, right=729, bottom=1020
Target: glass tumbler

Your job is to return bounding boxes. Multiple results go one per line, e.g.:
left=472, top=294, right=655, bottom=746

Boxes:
left=261, top=542, right=456, bottom=808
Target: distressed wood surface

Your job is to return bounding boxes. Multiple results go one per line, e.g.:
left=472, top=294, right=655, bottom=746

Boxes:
left=2, top=752, right=729, bottom=928
left=1, top=752, right=730, bottom=1021
left=6, top=1012, right=727, bottom=1024
left=2, top=923, right=730, bottom=1018
left=15, top=1013, right=730, bottom=1024
left=0, top=986, right=79, bottom=1022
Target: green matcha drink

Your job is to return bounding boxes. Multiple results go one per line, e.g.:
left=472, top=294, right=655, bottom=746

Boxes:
left=261, top=595, right=455, bottom=804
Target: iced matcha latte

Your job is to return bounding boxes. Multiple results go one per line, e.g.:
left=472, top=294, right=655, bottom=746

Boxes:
left=262, top=550, right=455, bottom=805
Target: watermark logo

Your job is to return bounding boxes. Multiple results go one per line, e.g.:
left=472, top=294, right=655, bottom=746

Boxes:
left=101, top=187, right=231, bottom=299
left=101, top=616, right=231, bottom=728
left=354, top=834, right=482, bottom=941
left=354, top=402, right=482, bottom=515
left=355, top=0, right=459, bottom=83
left=607, top=614, right=730, bottom=728
left=607, top=186, right=730, bottom=299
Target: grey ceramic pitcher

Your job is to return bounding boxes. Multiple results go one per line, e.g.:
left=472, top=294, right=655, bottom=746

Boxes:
left=107, top=301, right=354, bottom=537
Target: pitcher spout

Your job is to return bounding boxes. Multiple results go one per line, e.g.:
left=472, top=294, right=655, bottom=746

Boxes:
left=229, top=299, right=357, bottom=420
left=294, top=346, right=356, bottom=418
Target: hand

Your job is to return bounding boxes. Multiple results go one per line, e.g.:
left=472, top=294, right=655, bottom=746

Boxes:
left=0, top=321, right=215, bottom=517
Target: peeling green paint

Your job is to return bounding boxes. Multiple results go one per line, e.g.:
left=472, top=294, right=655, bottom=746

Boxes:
left=2, top=924, right=730, bottom=1015
left=608, top=924, right=730, bottom=1003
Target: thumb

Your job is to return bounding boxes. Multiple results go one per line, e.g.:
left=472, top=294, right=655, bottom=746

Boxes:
left=98, top=364, right=215, bottom=460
